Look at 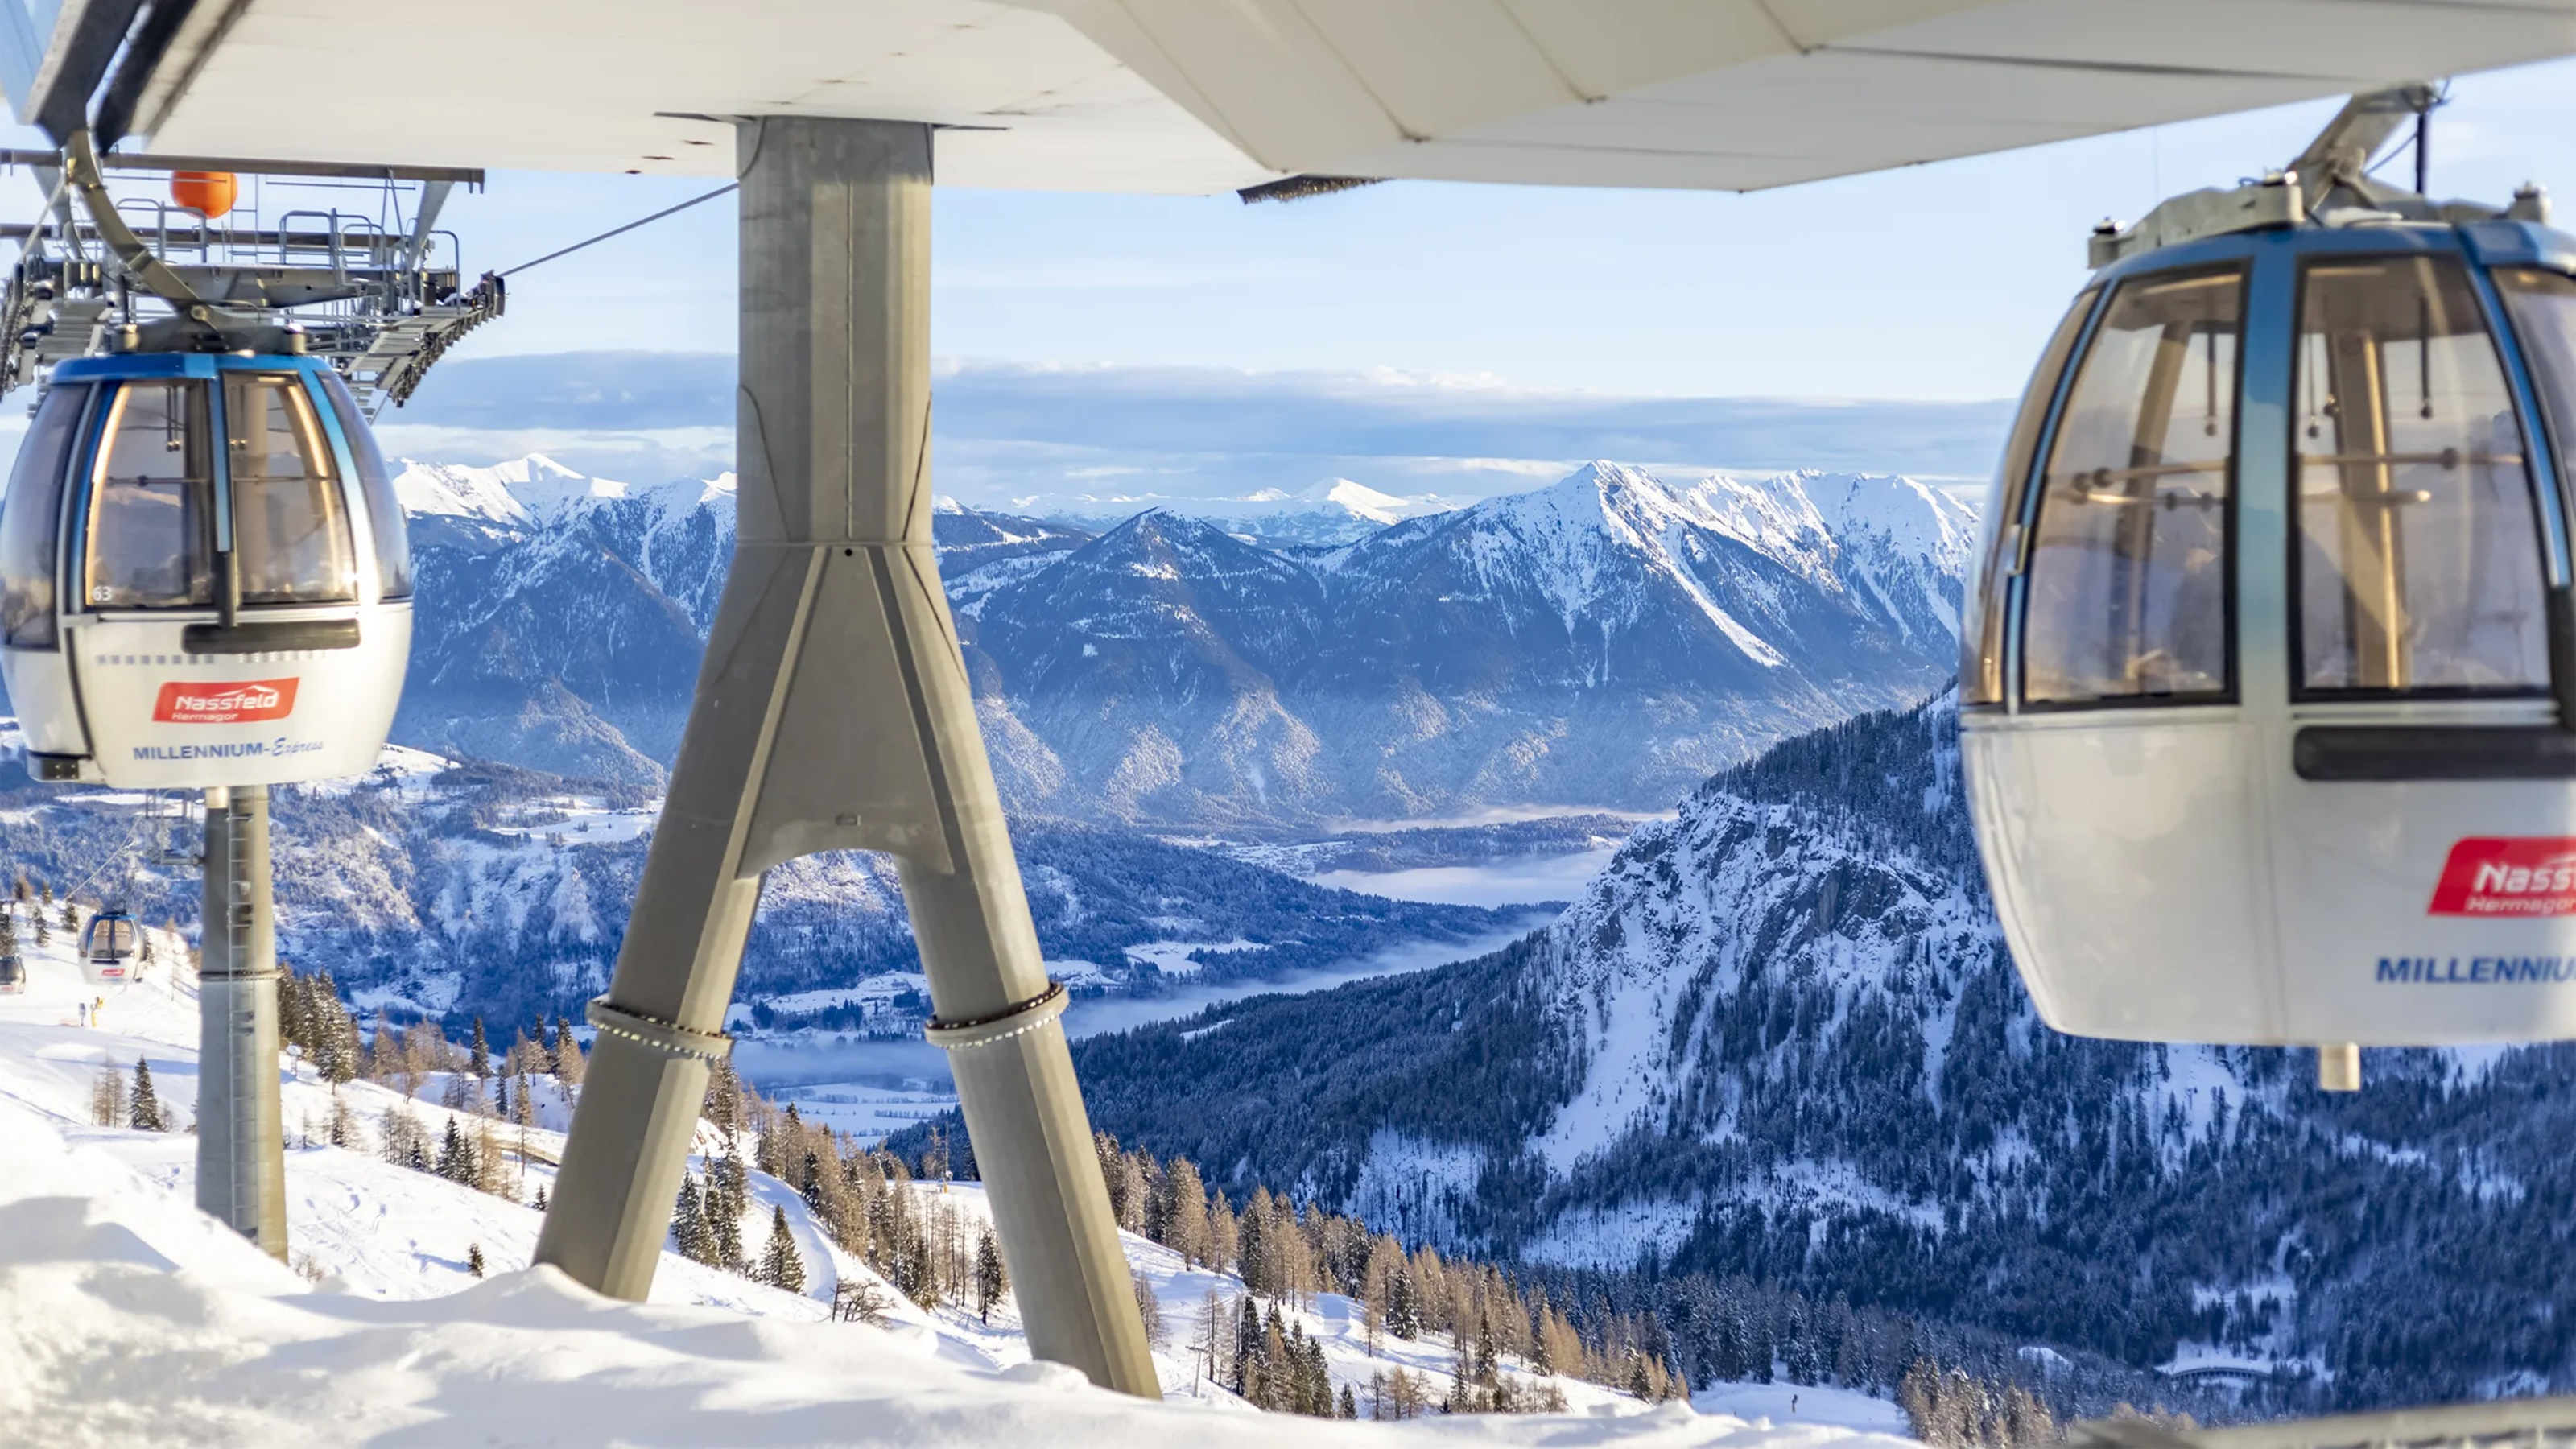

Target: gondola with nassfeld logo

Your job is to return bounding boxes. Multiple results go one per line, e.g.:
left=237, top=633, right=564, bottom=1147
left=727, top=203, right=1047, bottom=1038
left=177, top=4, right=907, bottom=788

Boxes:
left=1960, top=89, right=2576, bottom=1087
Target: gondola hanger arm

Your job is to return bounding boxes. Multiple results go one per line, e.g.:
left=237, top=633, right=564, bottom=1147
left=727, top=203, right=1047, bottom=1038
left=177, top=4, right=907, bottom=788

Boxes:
left=59, top=129, right=204, bottom=309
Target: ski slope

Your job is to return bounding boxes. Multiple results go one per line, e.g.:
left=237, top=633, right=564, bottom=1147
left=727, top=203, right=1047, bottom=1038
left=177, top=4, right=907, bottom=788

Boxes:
left=0, top=919, right=1922, bottom=1447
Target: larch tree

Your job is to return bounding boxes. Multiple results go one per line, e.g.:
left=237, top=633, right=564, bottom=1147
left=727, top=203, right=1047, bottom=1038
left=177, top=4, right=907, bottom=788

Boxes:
left=89, top=1062, right=125, bottom=1127
left=1132, top=1270, right=1166, bottom=1348
left=1160, top=1156, right=1210, bottom=1267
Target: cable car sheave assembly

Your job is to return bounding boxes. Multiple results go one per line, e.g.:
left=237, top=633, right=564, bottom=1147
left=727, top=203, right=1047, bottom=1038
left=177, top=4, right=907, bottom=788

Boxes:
left=0, top=134, right=461, bottom=1259
left=0, top=137, right=502, bottom=413
left=1963, top=88, right=2576, bottom=1090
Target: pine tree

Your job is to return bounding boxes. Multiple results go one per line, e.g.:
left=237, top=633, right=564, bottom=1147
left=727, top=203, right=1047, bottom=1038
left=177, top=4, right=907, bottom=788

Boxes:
left=129, top=1057, right=164, bottom=1131
left=328, top=1092, right=356, bottom=1148
left=1232, top=1294, right=1264, bottom=1397
left=553, top=1017, right=584, bottom=1085
left=1339, top=1385, right=1357, bottom=1419
left=533, top=1184, right=548, bottom=1212
left=1389, top=1263, right=1421, bottom=1339
left=494, top=1073, right=510, bottom=1121
left=761, top=1205, right=806, bottom=1294
left=469, top=1017, right=490, bottom=1079
left=1237, top=1187, right=1271, bottom=1296
left=58, top=901, right=75, bottom=935
left=436, top=1117, right=477, bottom=1184
left=973, top=1225, right=1008, bottom=1322
left=466, top=1243, right=486, bottom=1278
left=673, top=1178, right=713, bottom=1264
left=708, top=1153, right=745, bottom=1269
left=710, top=1195, right=744, bottom=1271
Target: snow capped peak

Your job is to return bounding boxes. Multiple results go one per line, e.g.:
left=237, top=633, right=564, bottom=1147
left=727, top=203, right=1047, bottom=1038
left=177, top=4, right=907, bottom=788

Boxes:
left=1100, top=506, right=1236, bottom=550
left=505, top=456, right=634, bottom=520
left=1553, top=459, right=1663, bottom=496
left=1298, top=477, right=1449, bottom=526
left=394, top=455, right=733, bottom=533
left=394, top=459, right=534, bottom=526
left=1797, top=471, right=1978, bottom=571
left=634, top=471, right=736, bottom=519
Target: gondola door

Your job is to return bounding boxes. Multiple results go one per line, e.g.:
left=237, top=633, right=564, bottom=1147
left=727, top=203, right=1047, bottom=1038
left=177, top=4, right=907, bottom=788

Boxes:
left=2263, top=245, right=2576, bottom=1043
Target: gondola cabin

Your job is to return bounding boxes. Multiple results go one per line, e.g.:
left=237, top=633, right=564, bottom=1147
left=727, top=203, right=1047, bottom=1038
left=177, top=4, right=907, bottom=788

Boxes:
left=1961, top=180, right=2576, bottom=1055
left=80, top=909, right=137, bottom=984
left=0, top=353, right=411, bottom=789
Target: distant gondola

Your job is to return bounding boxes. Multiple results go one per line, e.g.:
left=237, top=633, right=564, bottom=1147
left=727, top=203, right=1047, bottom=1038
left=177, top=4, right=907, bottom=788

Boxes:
left=80, top=909, right=137, bottom=985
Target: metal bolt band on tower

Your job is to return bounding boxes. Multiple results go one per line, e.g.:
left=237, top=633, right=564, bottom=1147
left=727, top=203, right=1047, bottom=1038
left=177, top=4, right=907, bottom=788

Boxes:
left=534, top=117, right=1156, bottom=1395
left=197, top=784, right=285, bottom=1258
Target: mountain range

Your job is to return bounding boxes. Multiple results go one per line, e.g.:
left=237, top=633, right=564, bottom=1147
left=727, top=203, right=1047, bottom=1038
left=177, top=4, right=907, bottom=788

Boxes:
left=391, top=454, right=1975, bottom=828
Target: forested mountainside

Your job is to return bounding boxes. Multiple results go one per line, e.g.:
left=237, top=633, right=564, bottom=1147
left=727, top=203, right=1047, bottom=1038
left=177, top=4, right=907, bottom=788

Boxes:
left=0, top=749, right=1521, bottom=1032
left=1041, top=696, right=2576, bottom=1411
left=386, top=456, right=1970, bottom=828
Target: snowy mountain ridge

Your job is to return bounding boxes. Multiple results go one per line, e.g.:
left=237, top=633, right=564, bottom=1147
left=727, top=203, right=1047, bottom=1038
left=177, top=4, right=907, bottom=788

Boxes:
left=964, top=461, right=1970, bottom=825
left=378, top=453, right=1968, bottom=822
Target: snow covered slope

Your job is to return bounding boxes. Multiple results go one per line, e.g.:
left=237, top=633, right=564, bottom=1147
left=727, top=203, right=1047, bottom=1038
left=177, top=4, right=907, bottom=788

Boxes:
left=0, top=915, right=1913, bottom=1447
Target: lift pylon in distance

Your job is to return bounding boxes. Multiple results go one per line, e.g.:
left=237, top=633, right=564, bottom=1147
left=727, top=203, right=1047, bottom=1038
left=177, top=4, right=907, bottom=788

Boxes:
left=533, top=116, right=1156, bottom=1397
left=1960, top=88, right=2576, bottom=1087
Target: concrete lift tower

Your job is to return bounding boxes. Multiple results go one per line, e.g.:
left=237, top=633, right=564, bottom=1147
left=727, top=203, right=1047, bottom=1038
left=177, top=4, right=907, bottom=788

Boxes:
left=12, top=0, right=2576, bottom=1399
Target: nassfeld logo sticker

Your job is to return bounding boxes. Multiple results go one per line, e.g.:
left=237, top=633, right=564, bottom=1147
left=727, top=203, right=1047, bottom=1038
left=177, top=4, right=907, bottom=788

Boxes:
left=152, top=679, right=298, bottom=725
left=2429, top=837, right=2576, bottom=917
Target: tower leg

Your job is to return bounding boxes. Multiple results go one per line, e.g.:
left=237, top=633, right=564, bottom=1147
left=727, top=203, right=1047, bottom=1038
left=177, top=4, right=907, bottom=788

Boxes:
left=535, top=116, right=1156, bottom=1396
left=197, top=783, right=285, bottom=1258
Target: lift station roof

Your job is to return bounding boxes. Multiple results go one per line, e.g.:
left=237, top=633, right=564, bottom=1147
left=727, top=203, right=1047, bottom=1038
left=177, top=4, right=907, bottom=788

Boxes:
left=8, top=1, right=2576, bottom=193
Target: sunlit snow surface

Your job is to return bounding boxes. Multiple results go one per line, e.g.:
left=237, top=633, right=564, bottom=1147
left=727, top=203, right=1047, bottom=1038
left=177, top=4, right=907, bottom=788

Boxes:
left=0, top=923, right=1920, bottom=1448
